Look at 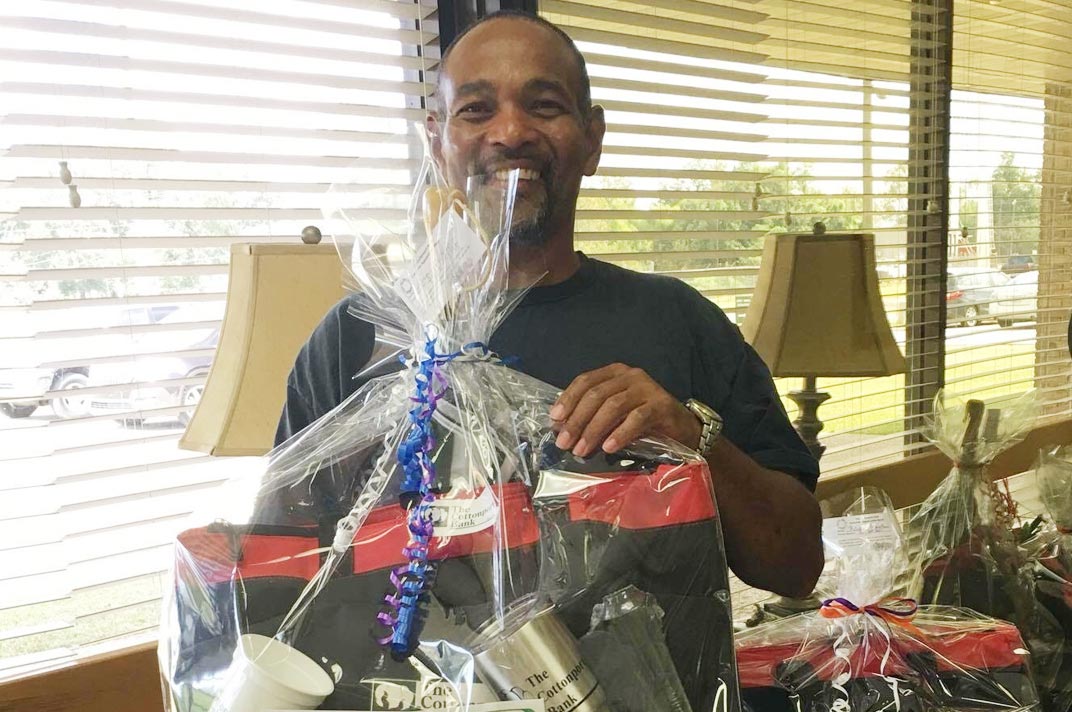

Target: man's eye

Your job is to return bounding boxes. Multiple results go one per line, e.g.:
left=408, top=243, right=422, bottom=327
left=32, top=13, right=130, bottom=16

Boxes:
left=456, top=103, right=491, bottom=119
left=531, top=100, right=567, bottom=117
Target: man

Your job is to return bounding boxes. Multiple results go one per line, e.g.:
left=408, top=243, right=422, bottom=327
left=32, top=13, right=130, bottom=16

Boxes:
left=278, top=11, right=823, bottom=598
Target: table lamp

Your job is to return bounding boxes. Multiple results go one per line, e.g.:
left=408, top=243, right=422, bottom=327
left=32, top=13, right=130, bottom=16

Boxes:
left=179, top=229, right=348, bottom=456
left=741, top=228, right=906, bottom=459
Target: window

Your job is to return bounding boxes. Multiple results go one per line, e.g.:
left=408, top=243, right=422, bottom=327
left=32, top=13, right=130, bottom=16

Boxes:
left=541, top=0, right=1072, bottom=476
left=947, top=2, right=1072, bottom=419
left=540, top=0, right=1071, bottom=621
left=541, top=0, right=945, bottom=474
left=0, top=0, right=437, bottom=678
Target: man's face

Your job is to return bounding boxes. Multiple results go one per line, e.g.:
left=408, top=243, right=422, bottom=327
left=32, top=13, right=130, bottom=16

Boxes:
left=428, top=19, right=604, bottom=247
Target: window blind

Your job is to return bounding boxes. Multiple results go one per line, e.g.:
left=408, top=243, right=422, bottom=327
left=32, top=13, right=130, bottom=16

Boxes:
left=540, top=0, right=947, bottom=476
left=0, top=0, right=437, bottom=678
left=946, top=0, right=1072, bottom=422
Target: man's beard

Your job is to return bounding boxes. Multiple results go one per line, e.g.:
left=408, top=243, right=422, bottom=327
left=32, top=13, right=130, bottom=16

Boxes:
left=508, top=197, right=552, bottom=248
left=468, top=153, right=557, bottom=248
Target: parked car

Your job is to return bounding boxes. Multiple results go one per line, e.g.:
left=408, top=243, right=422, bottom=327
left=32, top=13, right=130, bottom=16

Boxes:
left=1001, top=254, right=1037, bottom=275
left=875, top=263, right=907, bottom=280
left=0, top=304, right=179, bottom=419
left=87, top=303, right=222, bottom=426
left=990, top=270, right=1038, bottom=327
left=946, top=268, right=1010, bottom=327
left=0, top=368, right=56, bottom=419
left=0, top=368, right=93, bottom=420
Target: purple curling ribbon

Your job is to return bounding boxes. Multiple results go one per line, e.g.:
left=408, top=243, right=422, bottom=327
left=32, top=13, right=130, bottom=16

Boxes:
left=376, top=334, right=498, bottom=661
left=819, top=595, right=923, bottom=705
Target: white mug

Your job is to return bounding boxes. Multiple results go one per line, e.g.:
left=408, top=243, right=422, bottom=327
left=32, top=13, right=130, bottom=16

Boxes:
left=210, top=634, right=334, bottom=712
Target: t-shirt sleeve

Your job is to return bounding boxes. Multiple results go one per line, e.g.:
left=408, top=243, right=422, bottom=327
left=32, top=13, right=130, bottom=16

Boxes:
left=683, top=287, right=820, bottom=491
left=274, top=296, right=376, bottom=447
left=720, top=341, right=820, bottom=490
left=274, top=382, right=317, bottom=446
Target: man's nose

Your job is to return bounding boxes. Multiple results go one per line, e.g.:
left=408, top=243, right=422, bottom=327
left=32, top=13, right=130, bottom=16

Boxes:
left=486, top=103, right=537, bottom=149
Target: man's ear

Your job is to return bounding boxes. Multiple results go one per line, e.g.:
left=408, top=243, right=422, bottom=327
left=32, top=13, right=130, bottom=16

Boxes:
left=582, top=105, right=606, bottom=177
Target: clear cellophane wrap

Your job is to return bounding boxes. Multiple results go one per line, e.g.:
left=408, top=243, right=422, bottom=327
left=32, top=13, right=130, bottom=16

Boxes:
left=1030, top=445, right=1072, bottom=711
left=159, top=131, right=740, bottom=712
left=905, top=391, right=1068, bottom=709
left=737, top=486, right=1043, bottom=712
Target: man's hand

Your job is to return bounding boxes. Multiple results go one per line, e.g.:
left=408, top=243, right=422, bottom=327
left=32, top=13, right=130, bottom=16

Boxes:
left=549, top=363, right=701, bottom=457
left=549, top=362, right=823, bottom=599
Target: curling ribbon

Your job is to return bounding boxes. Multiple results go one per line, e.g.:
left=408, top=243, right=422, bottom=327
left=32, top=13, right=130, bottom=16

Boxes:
left=821, top=596, right=922, bottom=711
left=376, top=333, right=505, bottom=660
left=820, top=596, right=923, bottom=636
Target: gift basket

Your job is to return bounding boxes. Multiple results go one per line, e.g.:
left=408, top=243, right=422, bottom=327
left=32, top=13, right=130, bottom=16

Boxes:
left=158, top=132, right=739, bottom=712
left=736, top=487, right=1042, bottom=712
left=906, top=392, right=1067, bottom=708
left=1032, top=446, right=1072, bottom=711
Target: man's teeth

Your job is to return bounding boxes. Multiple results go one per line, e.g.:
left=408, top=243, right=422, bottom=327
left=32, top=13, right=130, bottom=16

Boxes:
left=494, top=169, right=540, bottom=181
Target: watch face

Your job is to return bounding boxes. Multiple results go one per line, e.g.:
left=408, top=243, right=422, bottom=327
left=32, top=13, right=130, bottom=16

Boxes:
left=688, top=399, right=721, bottom=423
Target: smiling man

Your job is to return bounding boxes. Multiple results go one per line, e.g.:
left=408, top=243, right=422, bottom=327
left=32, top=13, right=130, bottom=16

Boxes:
left=277, top=11, right=823, bottom=598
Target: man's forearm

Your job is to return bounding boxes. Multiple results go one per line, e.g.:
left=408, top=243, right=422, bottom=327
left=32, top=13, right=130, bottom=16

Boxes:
left=545, top=363, right=824, bottom=596
left=706, top=437, right=824, bottom=598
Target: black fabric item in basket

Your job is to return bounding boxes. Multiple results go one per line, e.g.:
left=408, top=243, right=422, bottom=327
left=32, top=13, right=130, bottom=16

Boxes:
left=534, top=459, right=737, bottom=712
left=738, top=640, right=921, bottom=712
left=919, top=538, right=1017, bottom=618
left=784, top=674, right=924, bottom=712
left=1035, top=557, right=1072, bottom=712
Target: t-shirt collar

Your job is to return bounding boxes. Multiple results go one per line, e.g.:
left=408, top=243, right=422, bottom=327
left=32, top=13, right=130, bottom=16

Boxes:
left=516, top=251, right=596, bottom=306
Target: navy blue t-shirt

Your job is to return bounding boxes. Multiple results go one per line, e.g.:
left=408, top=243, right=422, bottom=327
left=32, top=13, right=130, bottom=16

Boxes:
left=277, top=253, right=819, bottom=490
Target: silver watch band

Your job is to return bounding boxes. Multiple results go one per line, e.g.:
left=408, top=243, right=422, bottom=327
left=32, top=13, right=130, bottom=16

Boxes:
left=685, top=398, right=723, bottom=456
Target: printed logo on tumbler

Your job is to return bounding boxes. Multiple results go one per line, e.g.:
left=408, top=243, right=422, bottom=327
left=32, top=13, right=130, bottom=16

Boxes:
left=508, top=661, right=593, bottom=712
left=473, top=601, right=609, bottom=712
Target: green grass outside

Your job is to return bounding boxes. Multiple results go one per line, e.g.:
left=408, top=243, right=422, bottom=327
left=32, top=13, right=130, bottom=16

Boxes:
left=0, top=575, right=163, bottom=659
left=775, top=340, right=1036, bottom=435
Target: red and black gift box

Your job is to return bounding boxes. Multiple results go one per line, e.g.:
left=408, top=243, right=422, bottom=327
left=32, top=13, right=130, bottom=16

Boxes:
left=737, top=617, right=1039, bottom=712
left=170, top=458, right=735, bottom=711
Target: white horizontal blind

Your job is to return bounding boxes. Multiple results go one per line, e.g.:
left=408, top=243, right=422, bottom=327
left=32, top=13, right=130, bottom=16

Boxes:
left=0, top=0, right=437, bottom=678
left=759, top=0, right=945, bottom=474
left=541, top=0, right=943, bottom=476
left=946, top=0, right=1072, bottom=422
left=541, top=0, right=771, bottom=313
left=538, top=0, right=773, bottom=305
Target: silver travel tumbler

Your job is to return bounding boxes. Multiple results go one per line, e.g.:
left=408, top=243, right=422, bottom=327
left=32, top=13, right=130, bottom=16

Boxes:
left=470, top=596, right=610, bottom=712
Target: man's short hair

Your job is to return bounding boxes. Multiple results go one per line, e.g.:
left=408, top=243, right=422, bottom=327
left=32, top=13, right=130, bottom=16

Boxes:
left=435, top=10, right=592, bottom=118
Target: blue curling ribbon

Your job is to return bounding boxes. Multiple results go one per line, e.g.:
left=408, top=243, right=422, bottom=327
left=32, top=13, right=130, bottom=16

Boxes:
left=378, top=335, right=507, bottom=660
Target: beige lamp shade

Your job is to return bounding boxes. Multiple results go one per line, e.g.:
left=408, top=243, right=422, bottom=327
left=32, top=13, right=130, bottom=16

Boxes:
left=741, top=232, right=906, bottom=377
left=179, top=243, right=347, bottom=456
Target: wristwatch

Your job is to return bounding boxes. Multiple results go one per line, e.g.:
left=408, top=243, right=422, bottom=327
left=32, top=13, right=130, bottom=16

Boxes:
left=684, top=398, right=724, bottom=457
